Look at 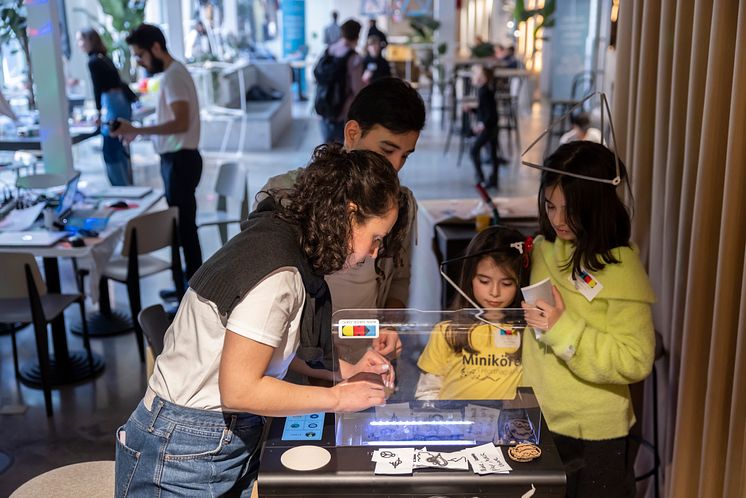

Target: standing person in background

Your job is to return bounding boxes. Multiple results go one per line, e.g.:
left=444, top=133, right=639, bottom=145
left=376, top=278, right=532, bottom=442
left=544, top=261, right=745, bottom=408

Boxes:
left=467, top=64, right=500, bottom=188
left=112, top=24, right=203, bottom=281
left=323, top=11, right=342, bottom=46
left=315, top=19, right=364, bottom=144
left=77, top=28, right=137, bottom=186
left=366, top=18, right=388, bottom=48
left=362, top=35, right=391, bottom=84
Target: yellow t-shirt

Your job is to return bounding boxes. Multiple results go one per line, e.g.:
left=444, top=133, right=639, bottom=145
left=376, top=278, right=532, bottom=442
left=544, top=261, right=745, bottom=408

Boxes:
left=417, top=321, right=522, bottom=400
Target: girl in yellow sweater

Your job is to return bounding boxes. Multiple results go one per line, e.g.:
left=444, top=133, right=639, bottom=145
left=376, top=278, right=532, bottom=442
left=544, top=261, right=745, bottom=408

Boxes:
left=416, top=227, right=530, bottom=400
left=521, top=141, right=655, bottom=498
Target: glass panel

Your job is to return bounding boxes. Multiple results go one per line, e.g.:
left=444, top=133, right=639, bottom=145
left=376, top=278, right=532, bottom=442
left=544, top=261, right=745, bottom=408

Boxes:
left=331, top=308, right=541, bottom=447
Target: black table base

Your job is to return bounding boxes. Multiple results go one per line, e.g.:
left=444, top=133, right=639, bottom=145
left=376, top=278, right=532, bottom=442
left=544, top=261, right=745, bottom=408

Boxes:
left=19, top=351, right=104, bottom=388
left=70, top=310, right=133, bottom=337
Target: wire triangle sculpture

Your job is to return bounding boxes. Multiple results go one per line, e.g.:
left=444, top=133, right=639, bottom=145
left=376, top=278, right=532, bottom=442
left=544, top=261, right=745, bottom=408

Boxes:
left=521, top=91, right=623, bottom=186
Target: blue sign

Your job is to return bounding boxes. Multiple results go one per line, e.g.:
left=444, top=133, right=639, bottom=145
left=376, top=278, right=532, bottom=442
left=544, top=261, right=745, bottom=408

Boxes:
left=282, top=0, right=306, bottom=96
left=550, top=0, right=592, bottom=100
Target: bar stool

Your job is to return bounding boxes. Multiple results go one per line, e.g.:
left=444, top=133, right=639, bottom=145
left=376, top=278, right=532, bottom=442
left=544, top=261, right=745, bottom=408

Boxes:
left=545, top=71, right=596, bottom=155
left=10, top=461, right=114, bottom=497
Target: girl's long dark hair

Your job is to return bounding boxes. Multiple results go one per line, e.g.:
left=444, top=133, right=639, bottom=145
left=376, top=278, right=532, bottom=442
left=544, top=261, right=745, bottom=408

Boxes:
left=538, top=141, right=632, bottom=277
left=445, top=227, right=528, bottom=355
left=273, top=144, right=402, bottom=275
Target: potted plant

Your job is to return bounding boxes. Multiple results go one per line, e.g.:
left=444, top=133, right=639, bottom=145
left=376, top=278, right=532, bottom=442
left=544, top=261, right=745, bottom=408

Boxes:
left=0, top=0, right=34, bottom=109
left=408, top=15, right=441, bottom=79
left=75, top=0, right=147, bottom=82
left=514, top=0, right=556, bottom=66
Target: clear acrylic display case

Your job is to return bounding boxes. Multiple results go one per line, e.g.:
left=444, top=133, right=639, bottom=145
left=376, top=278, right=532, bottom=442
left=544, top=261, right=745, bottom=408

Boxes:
left=331, top=308, right=542, bottom=447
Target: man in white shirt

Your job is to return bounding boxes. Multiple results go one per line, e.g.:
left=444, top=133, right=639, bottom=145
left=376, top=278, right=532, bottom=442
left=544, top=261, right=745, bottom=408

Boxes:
left=113, top=24, right=203, bottom=279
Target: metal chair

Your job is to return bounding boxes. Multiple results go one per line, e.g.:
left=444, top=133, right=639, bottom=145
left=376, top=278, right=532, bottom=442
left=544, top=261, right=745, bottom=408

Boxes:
left=196, top=162, right=248, bottom=246
left=99, top=208, right=184, bottom=363
left=545, top=71, right=596, bottom=154
left=0, top=253, right=92, bottom=417
left=138, top=304, right=170, bottom=378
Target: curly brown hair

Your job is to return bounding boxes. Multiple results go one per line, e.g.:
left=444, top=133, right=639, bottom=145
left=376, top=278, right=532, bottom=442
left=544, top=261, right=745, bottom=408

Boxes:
left=274, top=144, right=402, bottom=275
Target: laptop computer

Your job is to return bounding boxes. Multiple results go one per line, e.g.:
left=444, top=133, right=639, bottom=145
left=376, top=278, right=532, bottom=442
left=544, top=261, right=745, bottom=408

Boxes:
left=56, top=173, right=113, bottom=232
left=86, top=186, right=153, bottom=199
left=0, top=230, right=67, bottom=247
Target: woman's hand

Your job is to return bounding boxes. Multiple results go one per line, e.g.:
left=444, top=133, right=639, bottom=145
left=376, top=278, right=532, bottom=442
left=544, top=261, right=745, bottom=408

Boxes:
left=522, top=286, right=565, bottom=331
left=372, top=328, right=402, bottom=359
left=339, top=348, right=395, bottom=389
left=331, top=373, right=386, bottom=412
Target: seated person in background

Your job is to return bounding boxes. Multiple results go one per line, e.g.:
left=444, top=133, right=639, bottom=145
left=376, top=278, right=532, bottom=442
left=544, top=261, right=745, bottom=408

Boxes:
left=362, top=35, right=391, bottom=84
left=185, top=20, right=212, bottom=61
left=559, top=112, right=603, bottom=145
left=499, top=45, right=519, bottom=69
left=416, top=227, right=530, bottom=400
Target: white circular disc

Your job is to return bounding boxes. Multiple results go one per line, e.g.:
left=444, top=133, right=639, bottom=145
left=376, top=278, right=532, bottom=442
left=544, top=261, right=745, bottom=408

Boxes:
left=280, top=445, right=332, bottom=471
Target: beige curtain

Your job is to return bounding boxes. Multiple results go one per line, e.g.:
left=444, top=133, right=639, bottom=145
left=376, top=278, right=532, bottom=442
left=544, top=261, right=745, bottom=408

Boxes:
left=614, top=0, right=746, bottom=497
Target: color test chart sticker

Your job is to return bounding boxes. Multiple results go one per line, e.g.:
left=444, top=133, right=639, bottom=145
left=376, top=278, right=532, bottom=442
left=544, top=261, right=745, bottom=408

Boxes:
left=338, top=319, right=380, bottom=339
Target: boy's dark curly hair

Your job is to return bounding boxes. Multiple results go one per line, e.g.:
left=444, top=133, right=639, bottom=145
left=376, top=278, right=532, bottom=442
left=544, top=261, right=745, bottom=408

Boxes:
left=274, top=144, right=402, bottom=275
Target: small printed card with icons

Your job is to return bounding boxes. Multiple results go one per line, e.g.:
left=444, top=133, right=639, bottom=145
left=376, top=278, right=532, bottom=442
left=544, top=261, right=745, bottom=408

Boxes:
left=338, top=319, right=379, bottom=339
left=282, top=412, right=325, bottom=441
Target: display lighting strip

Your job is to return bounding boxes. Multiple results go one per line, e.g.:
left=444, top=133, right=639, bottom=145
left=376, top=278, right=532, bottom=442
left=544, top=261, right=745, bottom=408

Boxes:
left=362, top=440, right=476, bottom=446
left=369, top=420, right=474, bottom=426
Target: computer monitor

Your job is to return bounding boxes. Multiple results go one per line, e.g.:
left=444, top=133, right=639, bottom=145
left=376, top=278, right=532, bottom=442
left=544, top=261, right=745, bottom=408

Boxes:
left=56, top=172, right=81, bottom=217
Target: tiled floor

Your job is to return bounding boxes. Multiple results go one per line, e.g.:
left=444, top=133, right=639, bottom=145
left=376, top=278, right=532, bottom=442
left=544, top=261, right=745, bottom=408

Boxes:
left=0, top=97, right=548, bottom=495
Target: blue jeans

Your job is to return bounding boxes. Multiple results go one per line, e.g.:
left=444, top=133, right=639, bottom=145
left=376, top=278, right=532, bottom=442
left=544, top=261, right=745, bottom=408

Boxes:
left=115, top=396, right=265, bottom=497
left=101, top=90, right=133, bottom=186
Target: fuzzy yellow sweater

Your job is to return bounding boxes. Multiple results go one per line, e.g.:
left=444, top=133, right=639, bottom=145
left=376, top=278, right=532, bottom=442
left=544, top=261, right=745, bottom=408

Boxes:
left=523, top=236, right=656, bottom=440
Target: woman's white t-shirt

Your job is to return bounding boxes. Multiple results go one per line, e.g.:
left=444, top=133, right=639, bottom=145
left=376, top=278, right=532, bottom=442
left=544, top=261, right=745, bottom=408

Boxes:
left=148, top=267, right=306, bottom=411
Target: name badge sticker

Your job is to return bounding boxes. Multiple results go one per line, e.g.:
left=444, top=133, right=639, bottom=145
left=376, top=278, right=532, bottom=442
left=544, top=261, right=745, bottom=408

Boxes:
left=568, top=269, right=604, bottom=302
left=494, top=326, right=521, bottom=349
left=338, top=319, right=380, bottom=339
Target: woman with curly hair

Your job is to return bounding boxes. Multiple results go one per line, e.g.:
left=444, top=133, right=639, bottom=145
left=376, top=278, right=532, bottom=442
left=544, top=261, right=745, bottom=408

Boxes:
left=115, top=144, right=401, bottom=497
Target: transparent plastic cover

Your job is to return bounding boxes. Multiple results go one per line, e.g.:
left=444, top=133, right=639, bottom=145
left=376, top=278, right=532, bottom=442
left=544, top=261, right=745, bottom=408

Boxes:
left=331, top=308, right=541, bottom=447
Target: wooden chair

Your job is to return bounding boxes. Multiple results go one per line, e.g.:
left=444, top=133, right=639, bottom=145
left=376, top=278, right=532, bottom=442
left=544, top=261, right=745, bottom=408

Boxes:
left=0, top=253, right=92, bottom=416
left=99, top=208, right=184, bottom=363
left=196, top=161, right=248, bottom=246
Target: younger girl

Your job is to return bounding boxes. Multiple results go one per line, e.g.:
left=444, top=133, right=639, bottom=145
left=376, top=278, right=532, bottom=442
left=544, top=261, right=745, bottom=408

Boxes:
left=521, top=141, right=655, bottom=498
left=416, top=227, right=529, bottom=400
left=115, top=144, right=402, bottom=496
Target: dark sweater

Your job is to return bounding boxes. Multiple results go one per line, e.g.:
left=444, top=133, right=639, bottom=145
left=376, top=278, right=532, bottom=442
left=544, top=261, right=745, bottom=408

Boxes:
left=476, top=84, right=498, bottom=129
left=189, top=197, right=334, bottom=368
left=86, top=52, right=130, bottom=111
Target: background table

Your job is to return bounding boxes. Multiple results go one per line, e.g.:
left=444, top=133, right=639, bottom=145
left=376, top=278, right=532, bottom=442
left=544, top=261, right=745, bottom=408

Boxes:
left=0, top=188, right=164, bottom=386
left=410, top=195, right=539, bottom=311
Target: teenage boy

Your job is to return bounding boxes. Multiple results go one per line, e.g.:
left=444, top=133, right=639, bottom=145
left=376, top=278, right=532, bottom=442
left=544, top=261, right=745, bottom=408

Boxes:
left=258, top=77, right=425, bottom=314
left=112, top=24, right=203, bottom=280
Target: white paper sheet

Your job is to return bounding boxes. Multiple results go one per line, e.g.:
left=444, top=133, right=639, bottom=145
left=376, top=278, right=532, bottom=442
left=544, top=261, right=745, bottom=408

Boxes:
left=373, top=448, right=415, bottom=475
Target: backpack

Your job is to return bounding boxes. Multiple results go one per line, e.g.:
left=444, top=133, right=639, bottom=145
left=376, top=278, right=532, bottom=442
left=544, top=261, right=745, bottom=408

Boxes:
left=313, top=48, right=355, bottom=119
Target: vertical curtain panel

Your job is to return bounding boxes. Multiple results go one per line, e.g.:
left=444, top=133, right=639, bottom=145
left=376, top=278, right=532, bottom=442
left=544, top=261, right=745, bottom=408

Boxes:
left=613, top=1, right=746, bottom=497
